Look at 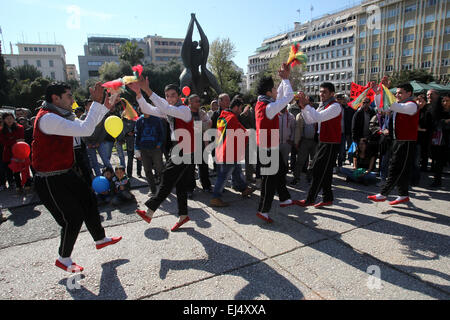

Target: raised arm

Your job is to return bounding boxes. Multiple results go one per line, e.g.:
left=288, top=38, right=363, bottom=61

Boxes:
left=181, top=14, right=195, bottom=69
left=195, top=17, right=209, bottom=66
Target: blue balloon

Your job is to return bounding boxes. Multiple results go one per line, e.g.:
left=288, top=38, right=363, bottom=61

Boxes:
left=92, top=176, right=110, bottom=193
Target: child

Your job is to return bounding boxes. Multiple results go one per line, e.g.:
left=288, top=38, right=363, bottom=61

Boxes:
left=111, top=165, right=135, bottom=206
left=96, top=167, right=115, bottom=205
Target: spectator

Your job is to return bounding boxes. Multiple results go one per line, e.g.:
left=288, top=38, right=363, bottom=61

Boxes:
left=96, top=167, right=115, bottom=205
left=411, top=94, right=432, bottom=185
left=121, top=110, right=139, bottom=178
left=0, top=113, right=25, bottom=192
left=0, top=117, right=6, bottom=191
left=291, top=99, right=317, bottom=186
left=338, top=93, right=355, bottom=164
left=369, top=110, right=392, bottom=186
left=341, top=138, right=377, bottom=185
left=207, top=99, right=218, bottom=119
left=239, top=103, right=257, bottom=183
left=134, top=109, right=164, bottom=195
left=111, top=165, right=135, bottom=206
left=187, top=94, right=212, bottom=195
left=279, top=106, right=296, bottom=168
left=429, top=93, right=450, bottom=188
left=352, top=97, right=376, bottom=144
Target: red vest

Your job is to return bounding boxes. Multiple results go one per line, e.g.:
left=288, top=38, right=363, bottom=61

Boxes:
left=216, top=110, right=247, bottom=163
left=32, top=109, right=74, bottom=172
left=255, top=101, right=279, bottom=148
left=319, top=101, right=342, bottom=143
left=174, top=117, right=195, bottom=154
left=394, top=102, right=419, bottom=141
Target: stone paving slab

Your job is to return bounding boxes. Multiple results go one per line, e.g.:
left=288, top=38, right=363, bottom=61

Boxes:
left=272, top=239, right=450, bottom=300
left=0, top=209, right=269, bottom=300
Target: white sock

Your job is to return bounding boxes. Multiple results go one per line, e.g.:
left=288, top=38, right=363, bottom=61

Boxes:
left=146, top=209, right=155, bottom=218
left=280, top=199, right=292, bottom=205
left=375, top=194, right=386, bottom=200
left=258, top=212, right=269, bottom=219
left=58, top=256, right=73, bottom=267
left=394, top=196, right=408, bottom=202
left=95, top=237, right=111, bottom=245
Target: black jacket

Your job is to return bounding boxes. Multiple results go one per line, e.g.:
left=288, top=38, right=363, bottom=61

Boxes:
left=352, top=107, right=376, bottom=142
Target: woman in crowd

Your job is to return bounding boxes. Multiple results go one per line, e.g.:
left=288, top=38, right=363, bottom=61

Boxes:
left=341, top=138, right=377, bottom=185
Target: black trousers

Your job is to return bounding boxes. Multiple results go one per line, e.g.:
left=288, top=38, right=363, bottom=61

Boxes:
left=258, top=150, right=291, bottom=213
left=306, top=142, right=340, bottom=203
left=34, top=170, right=105, bottom=258
left=74, top=147, right=93, bottom=186
left=145, top=152, right=194, bottom=216
left=381, top=140, right=416, bottom=197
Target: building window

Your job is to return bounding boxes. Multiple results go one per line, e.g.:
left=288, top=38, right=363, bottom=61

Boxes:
left=372, top=54, right=379, bottom=61
left=404, top=4, right=416, bottom=13
left=39, top=47, right=42, bottom=52
left=372, top=29, right=381, bottom=35
left=6, top=60, right=11, bottom=67
left=403, top=34, right=414, bottom=42
left=387, top=8, right=399, bottom=18
left=442, top=59, right=450, bottom=66
left=386, top=65, right=393, bottom=72
left=388, top=24, right=396, bottom=31
left=427, top=0, right=437, bottom=6
left=358, top=69, right=365, bottom=75
left=34, top=47, right=38, bottom=51
left=444, top=42, right=450, bottom=51
left=386, top=52, right=394, bottom=59
left=36, top=60, right=41, bottom=67
left=360, top=17, right=367, bottom=25
left=360, top=56, right=365, bottom=63
left=425, top=30, right=435, bottom=38
left=423, top=46, right=433, bottom=53
left=24, top=60, right=28, bottom=65
left=404, top=20, right=415, bottom=28
left=446, top=27, right=450, bottom=35
left=373, top=41, right=379, bottom=48
left=88, top=70, right=99, bottom=77
left=24, top=47, right=28, bottom=51
left=49, top=60, right=54, bottom=67
left=425, top=15, right=435, bottom=24
left=402, top=63, right=413, bottom=70
left=387, top=38, right=395, bottom=45
left=359, top=31, right=366, bottom=38
left=50, top=72, right=56, bottom=80
left=360, top=43, right=366, bottom=50
left=371, top=67, right=379, bottom=73
left=421, top=61, right=432, bottom=68
left=87, top=61, right=103, bottom=66
left=403, top=48, right=414, bottom=56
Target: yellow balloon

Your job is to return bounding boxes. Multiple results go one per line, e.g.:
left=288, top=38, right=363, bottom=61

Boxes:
left=104, top=116, right=123, bottom=138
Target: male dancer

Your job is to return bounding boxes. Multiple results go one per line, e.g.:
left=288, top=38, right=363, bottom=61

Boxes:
left=296, top=82, right=342, bottom=207
left=129, top=77, right=194, bottom=231
left=33, top=82, right=122, bottom=273
left=255, top=63, right=301, bottom=223
left=367, top=79, right=419, bottom=205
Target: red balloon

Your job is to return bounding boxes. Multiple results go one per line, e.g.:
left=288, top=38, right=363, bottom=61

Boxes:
left=12, top=142, right=31, bottom=159
left=182, top=86, right=191, bottom=97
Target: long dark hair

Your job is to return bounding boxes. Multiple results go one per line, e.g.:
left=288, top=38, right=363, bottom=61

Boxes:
left=356, top=138, right=371, bottom=158
left=1, top=113, right=18, bottom=134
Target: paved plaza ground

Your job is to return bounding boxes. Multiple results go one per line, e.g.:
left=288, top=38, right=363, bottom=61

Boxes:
left=0, top=152, right=449, bottom=300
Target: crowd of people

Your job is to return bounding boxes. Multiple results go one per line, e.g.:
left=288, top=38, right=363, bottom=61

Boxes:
left=0, top=63, right=449, bottom=273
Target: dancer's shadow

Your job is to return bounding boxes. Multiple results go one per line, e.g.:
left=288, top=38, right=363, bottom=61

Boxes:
left=283, top=206, right=450, bottom=298
left=58, top=259, right=129, bottom=300
left=146, top=227, right=305, bottom=300
left=6, top=205, right=41, bottom=227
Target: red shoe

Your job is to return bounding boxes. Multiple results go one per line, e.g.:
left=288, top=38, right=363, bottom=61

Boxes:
left=367, top=195, right=386, bottom=202
left=314, top=201, right=333, bottom=208
left=136, top=210, right=152, bottom=223
left=55, top=260, right=84, bottom=273
left=256, top=213, right=273, bottom=223
left=389, top=197, right=410, bottom=206
left=96, top=237, right=122, bottom=250
left=171, top=216, right=190, bottom=232
left=297, top=200, right=315, bottom=207
left=280, top=200, right=299, bottom=208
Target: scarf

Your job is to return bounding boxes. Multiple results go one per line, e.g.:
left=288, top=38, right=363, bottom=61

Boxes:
left=317, top=97, right=337, bottom=112
left=41, top=101, right=76, bottom=121
left=257, top=95, right=275, bottom=104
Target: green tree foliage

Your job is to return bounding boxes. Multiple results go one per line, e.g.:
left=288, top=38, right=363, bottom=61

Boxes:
left=208, top=38, right=242, bottom=97
left=119, top=41, right=144, bottom=66
left=142, top=59, right=183, bottom=97
left=9, top=64, right=43, bottom=82
left=7, top=77, right=51, bottom=113
left=389, top=69, right=435, bottom=87
left=266, top=46, right=304, bottom=90
left=0, top=53, right=9, bottom=106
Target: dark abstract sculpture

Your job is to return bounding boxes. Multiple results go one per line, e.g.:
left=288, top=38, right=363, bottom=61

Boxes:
left=180, top=14, right=222, bottom=96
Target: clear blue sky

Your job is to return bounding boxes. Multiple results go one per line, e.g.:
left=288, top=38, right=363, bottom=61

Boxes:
left=1, top=0, right=361, bottom=73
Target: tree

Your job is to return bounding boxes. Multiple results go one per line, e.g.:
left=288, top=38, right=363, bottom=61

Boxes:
left=9, top=64, right=42, bottom=81
left=0, top=52, right=9, bottom=106
left=119, top=41, right=144, bottom=66
left=389, top=69, right=435, bottom=87
left=208, top=38, right=242, bottom=96
left=7, top=77, right=50, bottom=113
left=266, top=46, right=304, bottom=91
left=98, top=61, right=120, bottom=82
left=142, top=59, right=183, bottom=97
